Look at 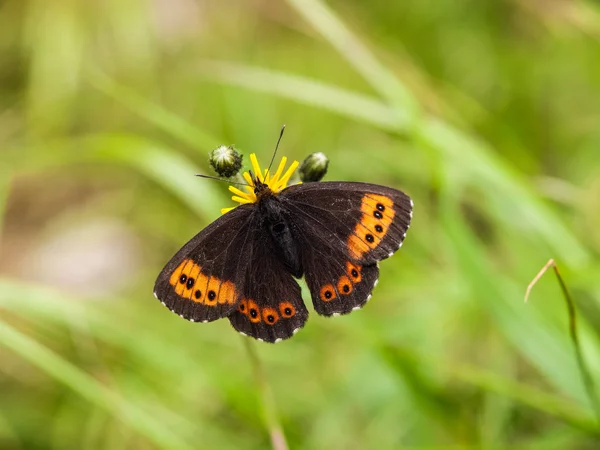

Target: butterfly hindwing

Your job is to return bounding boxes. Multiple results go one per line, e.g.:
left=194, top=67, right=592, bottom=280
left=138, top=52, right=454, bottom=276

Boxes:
left=153, top=205, right=256, bottom=322
left=302, top=245, right=380, bottom=316
left=228, top=226, right=308, bottom=342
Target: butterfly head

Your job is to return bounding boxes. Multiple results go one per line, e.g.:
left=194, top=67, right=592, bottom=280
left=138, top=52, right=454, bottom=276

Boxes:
left=250, top=176, right=269, bottom=196
left=221, top=153, right=299, bottom=214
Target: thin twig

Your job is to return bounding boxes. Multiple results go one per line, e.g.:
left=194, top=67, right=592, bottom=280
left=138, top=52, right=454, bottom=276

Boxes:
left=243, top=339, right=289, bottom=450
left=524, top=258, right=555, bottom=303
left=525, top=258, right=600, bottom=423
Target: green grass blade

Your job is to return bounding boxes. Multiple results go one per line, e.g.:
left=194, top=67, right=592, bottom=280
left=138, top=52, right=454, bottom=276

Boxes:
left=89, top=72, right=221, bottom=151
left=7, top=133, right=228, bottom=218
left=452, top=361, right=600, bottom=434
left=0, top=169, right=11, bottom=258
left=526, top=259, right=600, bottom=423
left=81, top=133, right=227, bottom=216
left=439, top=201, right=600, bottom=408
left=285, top=0, right=419, bottom=124
left=381, top=345, right=599, bottom=434
left=422, top=118, right=590, bottom=267
left=0, top=320, right=193, bottom=450
left=197, top=61, right=401, bottom=131
left=243, top=339, right=288, bottom=450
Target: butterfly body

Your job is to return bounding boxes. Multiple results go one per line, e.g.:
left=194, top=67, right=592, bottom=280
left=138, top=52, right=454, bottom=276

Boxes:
left=255, top=185, right=304, bottom=277
left=154, top=154, right=413, bottom=343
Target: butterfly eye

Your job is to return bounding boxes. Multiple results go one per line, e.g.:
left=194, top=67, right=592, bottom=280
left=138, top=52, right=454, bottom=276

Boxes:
left=365, top=234, right=375, bottom=243
left=376, top=203, right=385, bottom=212
left=179, top=274, right=187, bottom=284
left=186, top=278, right=195, bottom=289
left=194, top=290, right=202, bottom=300
left=272, top=222, right=285, bottom=233
left=375, top=225, right=383, bottom=233
left=373, top=210, right=383, bottom=219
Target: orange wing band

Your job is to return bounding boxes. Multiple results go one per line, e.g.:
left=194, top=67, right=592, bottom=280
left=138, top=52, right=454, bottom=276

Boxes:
left=169, top=259, right=237, bottom=306
left=347, top=194, right=395, bottom=259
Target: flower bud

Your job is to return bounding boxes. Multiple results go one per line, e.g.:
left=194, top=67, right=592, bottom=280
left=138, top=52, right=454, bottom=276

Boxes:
left=299, top=152, right=329, bottom=182
left=209, top=145, right=243, bottom=178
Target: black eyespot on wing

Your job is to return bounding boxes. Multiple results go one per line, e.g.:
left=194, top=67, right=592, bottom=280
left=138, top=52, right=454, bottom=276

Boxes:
left=304, top=256, right=379, bottom=316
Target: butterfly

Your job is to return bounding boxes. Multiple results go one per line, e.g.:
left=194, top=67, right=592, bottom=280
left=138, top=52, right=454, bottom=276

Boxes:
left=154, top=151, right=413, bottom=343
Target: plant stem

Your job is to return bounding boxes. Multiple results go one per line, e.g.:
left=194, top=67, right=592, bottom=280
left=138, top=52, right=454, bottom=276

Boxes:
left=526, top=258, right=600, bottom=423
left=243, top=338, right=288, bottom=450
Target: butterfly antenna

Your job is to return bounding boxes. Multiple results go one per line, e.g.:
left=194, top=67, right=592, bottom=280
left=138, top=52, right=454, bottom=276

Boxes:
left=266, top=124, right=286, bottom=177
left=195, top=174, right=251, bottom=187
left=248, top=169, right=261, bottom=186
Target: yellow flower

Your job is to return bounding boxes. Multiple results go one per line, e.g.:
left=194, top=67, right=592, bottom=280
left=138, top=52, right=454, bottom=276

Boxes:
left=221, top=153, right=299, bottom=214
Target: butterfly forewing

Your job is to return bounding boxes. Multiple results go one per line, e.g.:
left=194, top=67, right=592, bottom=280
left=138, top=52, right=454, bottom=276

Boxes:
left=282, top=182, right=413, bottom=265
left=154, top=205, right=256, bottom=322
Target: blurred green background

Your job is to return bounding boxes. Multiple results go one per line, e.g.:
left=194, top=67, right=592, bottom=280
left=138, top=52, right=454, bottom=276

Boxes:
left=1, top=0, right=600, bottom=448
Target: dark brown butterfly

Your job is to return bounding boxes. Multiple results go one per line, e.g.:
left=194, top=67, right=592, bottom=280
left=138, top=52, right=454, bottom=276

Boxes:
left=154, top=152, right=413, bottom=343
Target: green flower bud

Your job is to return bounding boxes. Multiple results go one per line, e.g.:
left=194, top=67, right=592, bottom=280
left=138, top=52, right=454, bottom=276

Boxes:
left=209, top=145, right=243, bottom=178
left=299, top=152, right=329, bottom=182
